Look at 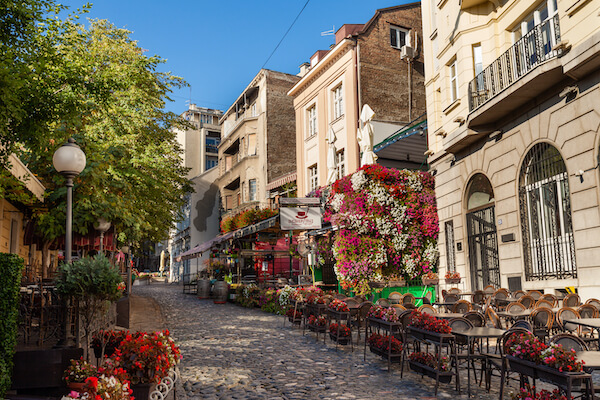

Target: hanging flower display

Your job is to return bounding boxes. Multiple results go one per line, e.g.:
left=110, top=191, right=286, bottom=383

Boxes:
left=315, top=165, right=438, bottom=294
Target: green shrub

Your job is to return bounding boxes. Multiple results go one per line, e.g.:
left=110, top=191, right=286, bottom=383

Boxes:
left=0, top=253, right=24, bottom=398
left=55, top=254, right=122, bottom=301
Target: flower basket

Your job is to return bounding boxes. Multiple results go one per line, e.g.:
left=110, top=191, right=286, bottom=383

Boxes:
left=369, top=345, right=402, bottom=362
left=422, top=278, right=439, bottom=286
left=445, top=278, right=461, bottom=284
left=308, top=324, right=327, bottom=333
left=329, top=332, right=350, bottom=345
left=408, top=360, right=453, bottom=383
left=368, top=281, right=386, bottom=288
left=67, top=382, right=88, bottom=393
left=388, top=280, right=405, bottom=287
left=536, top=364, right=585, bottom=390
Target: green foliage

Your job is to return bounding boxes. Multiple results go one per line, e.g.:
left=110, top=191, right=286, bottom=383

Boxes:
left=220, top=208, right=278, bottom=233
left=0, top=253, right=25, bottom=398
left=55, top=254, right=122, bottom=301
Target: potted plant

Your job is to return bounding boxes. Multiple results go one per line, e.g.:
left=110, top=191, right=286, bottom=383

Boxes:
left=367, top=333, right=403, bottom=361
left=307, top=315, right=327, bottom=332
left=91, top=330, right=130, bottom=359
left=64, top=358, right=97, bottom=392
left=511, top=385, right=571, bottom=400
left=286, top=308, right=302, bottom=324
left=408, top=352, right=452, bottom=383
left=55, top=254, right=123, bottom=358
left=329, top=323, right=351, bottom=345
left=109, top=330, right=181, bottom=398
left=421, top=271, right=439, bottom=286
left=407, top=310, right=453, bottom=343
left=367, top=305, right=399, bottom=323
left=328, top=299, right=349, bottom=313
left=387, top=274, right=405, bottom=287
left=445, top=270, right=461, bottom=284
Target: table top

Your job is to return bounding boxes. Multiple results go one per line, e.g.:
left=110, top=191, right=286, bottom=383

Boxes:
left=436, top=312, right=466, bottom=319
left=576, top=351, right=600, bottom=369
left=452, top=326, right=506, bottom=338
left=495, top=297, right=519, bottom=304
left=497, top=309, right=532, bottom=318
left=564, top=318, right=600, bottom=328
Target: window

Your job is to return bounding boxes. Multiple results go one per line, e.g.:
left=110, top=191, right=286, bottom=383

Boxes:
left=9, top=219, right=18, bottom=254
left=332, top=85, right=344, bottom=120
left=519, top=143, right=576, bottom=280
left=513, top=0, right=559, bottom=70
left=472, top=44, right=483, bottom=91
left=336, top=150, right=345, bottom=179
left=200, top=114, right=213, bottom=124
left=249, top=179, right=257, bottom=201
left=205, top=156, right=218, bottom=171
left=390, top=26, right=409, bottom=49
left=307, top=105, right=317, bottom=137
left=308, top=165, right=318, bottom=192
left=247, top=133, right=257, bottom=156
left=449, top=59, right=458, bottom=102
left=205, top=137, right=220, bottom=153
left=251, top=102, right=257, bottom=117
left=445, top=220, right=456, bottom=272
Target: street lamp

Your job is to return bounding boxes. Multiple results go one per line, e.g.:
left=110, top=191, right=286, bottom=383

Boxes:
left=94, top=218, right=111, bottom=254
left=53, top=138, right=86, bottom=264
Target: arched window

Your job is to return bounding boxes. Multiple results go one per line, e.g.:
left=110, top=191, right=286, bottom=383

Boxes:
left=466, top=173, right=495, bottom=211
left=518, top=143, right=576, bottom=280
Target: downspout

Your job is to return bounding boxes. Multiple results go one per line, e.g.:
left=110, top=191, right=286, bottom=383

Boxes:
left=354, top=38, right=362, bottom=168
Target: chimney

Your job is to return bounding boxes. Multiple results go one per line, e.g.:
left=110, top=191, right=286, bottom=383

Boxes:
left=298, top=62, right=310, bottom=77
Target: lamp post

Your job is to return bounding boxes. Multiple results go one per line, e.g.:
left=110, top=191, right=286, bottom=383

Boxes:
left=53, top=138, right=86, bottom=264
left=94, top=218, right=111, bottom=254
left=53, top=138, right=86, bottom=347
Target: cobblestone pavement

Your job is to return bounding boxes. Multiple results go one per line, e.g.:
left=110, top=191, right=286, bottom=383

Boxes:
left=132, top=284, right=594, bottom=400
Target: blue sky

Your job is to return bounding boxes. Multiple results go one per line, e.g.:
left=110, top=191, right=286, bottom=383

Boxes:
left=59, top=0, right=415, bottom=114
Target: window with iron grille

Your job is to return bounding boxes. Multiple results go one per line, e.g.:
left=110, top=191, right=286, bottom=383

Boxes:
left=445, top=220, right=456, bottom=272
left=518, top=143, right=576, bottom=280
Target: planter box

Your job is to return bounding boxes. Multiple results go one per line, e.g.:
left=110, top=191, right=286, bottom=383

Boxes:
left=329, top=332, right=351, bottom=345
left=288, top=316, right=302, bottom=324
left=308, top=324, right=327, bottom=333
left=130, top=383, right=157, bottom=400
left=369, top=281, right=386, bottom=288
left=506, top=355, right=587, bottom=390
left=388, top=280, right=406, bottom=287
left=409, top=360, right=453, bottom=383
left=505, top=356, right=538, bottom=378
left=369, top=345, right=402, bottom=363
left=407, top=327, right=454, bottom=344
left=445, top=278, right=461, bottom=284
left=422, top=278, right=439, bottom=286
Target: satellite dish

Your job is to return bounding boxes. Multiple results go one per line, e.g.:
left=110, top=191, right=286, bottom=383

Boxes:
left=297, top=242, right=311, bottom=257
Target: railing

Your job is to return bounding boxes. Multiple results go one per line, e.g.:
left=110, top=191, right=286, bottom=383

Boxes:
left=468, top=15, right=562, bottom=111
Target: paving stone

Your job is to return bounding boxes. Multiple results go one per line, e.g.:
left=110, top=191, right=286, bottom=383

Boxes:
left=131, top=283, right=595, bottom=400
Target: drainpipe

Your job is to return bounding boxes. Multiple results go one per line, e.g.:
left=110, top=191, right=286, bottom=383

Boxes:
left=354, top=39, right=362, bottom=168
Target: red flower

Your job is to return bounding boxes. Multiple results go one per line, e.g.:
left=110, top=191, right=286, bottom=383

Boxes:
left=86, top=376, right=99, bottom=390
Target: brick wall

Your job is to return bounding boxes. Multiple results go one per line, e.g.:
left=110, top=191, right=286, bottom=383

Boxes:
left=265, top=71, right=300, bottom=183
left=358, top=4, right=426, bottom=124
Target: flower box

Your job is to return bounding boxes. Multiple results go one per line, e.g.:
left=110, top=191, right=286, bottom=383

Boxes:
left=445, top=278, right=461, bottom=284
left=506, top=355, right=539, bottom=378
left=131, top=382, right=157, bottom=400
left=369, top=345, right=402, bottom=363
left=329, top=332, right=350, bottom=345
left=388, top=280, right=405, bottom=287
left=308, top=323, right=327, bottom=333
left=369, top=281, right=386, bottom=288
left=408, top=360, right=453, bottom=383
left=422, top=278, right=439, bottom=286
left=407, top=327, right=454, bottom=344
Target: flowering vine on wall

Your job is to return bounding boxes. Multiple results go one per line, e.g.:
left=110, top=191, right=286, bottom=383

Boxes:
left=314, top=165, right=439, bottom=295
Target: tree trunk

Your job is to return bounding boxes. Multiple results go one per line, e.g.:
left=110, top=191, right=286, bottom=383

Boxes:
left=41, top=240, right=51, bottom=279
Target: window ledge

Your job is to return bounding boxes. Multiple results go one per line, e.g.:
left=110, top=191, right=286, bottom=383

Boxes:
left=430, top=29, right=438, bottom=41
left=330, top=115, right=345, bottom=125
left=305, top=134, right=317, bottom=142
left=443, top=98, right=461, bottom=115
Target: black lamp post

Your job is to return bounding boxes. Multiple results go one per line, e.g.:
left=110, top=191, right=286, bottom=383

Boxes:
left=53, top=138, right=86, bottom=347
left=53, top=138, right=86, bottom=264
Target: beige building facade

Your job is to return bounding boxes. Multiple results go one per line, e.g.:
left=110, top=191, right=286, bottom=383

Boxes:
left=217, top=69, right=299, bottom=217
left=422, top=0, right=600, bottom=298
left=289, top=4, right=427, bottom=196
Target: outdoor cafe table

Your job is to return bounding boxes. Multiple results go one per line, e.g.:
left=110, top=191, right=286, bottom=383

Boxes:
left=452, top=326, right=506, bottom=397
left=576, top=351, right=600, bottom=370
left=564, top=318, right=600, bottom=348
left=436, top=312, right=466, bottom=319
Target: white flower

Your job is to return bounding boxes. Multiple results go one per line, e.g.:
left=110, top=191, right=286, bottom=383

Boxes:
left=330, top=193, right=345, bottom=212
left=407, top=172, right=423, bottom=191
left=351, top=170, right=367, bottom=191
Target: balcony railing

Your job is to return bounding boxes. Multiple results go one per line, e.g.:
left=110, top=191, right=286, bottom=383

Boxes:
left=468, top=15, right=562, bottom=112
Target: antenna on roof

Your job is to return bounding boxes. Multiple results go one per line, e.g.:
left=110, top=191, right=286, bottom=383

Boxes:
left=321, top=25, right=335, bottom=36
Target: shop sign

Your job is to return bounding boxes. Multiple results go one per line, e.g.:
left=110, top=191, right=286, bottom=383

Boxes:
left=280, top=207, right=322, bottom=230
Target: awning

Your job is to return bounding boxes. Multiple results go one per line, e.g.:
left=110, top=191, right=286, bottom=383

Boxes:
left=266, top=172, right=297, bottom=191
left=176, top=231, right=234, bottom=261
left=233, top=215, right=278, bottom=239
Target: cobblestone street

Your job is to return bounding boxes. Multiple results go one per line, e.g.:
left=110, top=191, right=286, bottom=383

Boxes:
left=132, top=283, right=516, bottom=400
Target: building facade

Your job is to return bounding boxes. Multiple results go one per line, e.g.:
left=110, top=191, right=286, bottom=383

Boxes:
left=422, top=0, right=600, bottom=298
left=170, top=105, right=223, bottom=282
left=289, top=3, right=427, bottom=196
left=217, top=69, right=300, bottom=217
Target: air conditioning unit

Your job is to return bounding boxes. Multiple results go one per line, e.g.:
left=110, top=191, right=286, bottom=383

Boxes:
left=400, top=45, right=415, bottom=60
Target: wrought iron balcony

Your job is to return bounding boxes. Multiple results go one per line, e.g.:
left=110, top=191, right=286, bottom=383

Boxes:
left=468, top=15, right=562, bottom=112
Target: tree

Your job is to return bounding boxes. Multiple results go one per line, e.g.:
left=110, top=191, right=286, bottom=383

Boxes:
left=18, top=18, right=192, bottom=275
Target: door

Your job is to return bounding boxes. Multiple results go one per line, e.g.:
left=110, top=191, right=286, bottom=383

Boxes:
left=467, top=205, right=500, bottom=291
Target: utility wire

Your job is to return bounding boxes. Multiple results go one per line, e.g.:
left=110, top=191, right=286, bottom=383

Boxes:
left=261, top=0, right=311, bottom=69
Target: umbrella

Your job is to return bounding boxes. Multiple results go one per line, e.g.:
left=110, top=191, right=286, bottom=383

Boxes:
left=358, top=104, right=378, bottom=166
left=326, top=127, right=337, bottom=185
